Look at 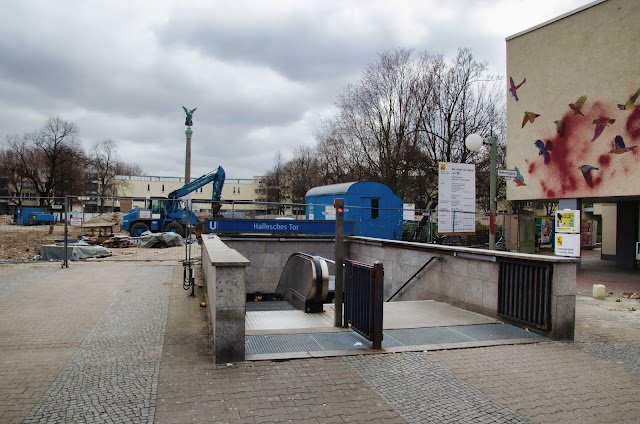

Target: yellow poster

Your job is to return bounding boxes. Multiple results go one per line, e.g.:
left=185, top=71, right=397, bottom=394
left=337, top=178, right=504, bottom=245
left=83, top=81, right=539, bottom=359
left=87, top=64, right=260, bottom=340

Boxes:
left=555, top=209, right=580, bottom=233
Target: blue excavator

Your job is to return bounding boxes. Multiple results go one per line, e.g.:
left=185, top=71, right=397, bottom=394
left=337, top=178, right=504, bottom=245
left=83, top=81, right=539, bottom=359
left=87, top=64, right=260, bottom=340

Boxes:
left=121, top=167, right=225, bottom=237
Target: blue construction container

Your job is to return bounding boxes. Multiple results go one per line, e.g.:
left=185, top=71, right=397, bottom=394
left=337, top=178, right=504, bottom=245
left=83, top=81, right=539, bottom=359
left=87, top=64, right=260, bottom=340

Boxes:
left=305, top=182, right=403, bottom=240
left=16, top=207, right=55, bottom=225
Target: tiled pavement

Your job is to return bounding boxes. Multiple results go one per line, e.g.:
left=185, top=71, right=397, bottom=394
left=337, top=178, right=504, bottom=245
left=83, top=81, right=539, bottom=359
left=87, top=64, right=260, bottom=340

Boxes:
left=1, top=256, right=639, bottom=423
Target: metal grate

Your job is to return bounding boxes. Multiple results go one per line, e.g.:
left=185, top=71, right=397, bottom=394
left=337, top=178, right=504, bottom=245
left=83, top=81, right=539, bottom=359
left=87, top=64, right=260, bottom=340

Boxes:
left=498, top=260, right=552, bottom=330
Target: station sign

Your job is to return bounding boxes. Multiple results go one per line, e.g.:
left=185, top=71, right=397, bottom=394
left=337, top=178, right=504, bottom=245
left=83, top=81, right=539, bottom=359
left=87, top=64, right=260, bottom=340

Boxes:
left=203, top=219, right=355, bottom=235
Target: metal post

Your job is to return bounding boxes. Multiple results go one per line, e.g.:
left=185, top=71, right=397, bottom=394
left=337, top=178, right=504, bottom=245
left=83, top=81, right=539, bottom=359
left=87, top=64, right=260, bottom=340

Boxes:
left=63, top=196, right=69, bottom=268
left=334, top=198, right=345, bottom=327
left=489, top=136, right=497, bottom=250
left=371, top=262, right=384, bottom=350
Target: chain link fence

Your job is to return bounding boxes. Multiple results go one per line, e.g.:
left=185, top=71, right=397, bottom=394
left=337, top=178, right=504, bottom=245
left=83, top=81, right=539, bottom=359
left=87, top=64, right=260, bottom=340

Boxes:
left=1, top=195, right=521, bottom=264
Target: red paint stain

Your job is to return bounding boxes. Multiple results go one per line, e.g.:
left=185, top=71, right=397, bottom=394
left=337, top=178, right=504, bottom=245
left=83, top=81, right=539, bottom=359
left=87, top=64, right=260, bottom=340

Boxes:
left=531, top=104, right=616, bottom=198
left=625, top=105, right=640, bottom=140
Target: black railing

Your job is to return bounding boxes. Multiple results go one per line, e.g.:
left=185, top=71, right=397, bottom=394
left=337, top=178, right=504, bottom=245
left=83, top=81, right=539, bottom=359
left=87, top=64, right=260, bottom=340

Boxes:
left=386, top=256, right=441, bottom=302
left=344, top=260, right=384, bottom=349
left=498, top=259, right=552, bottom=330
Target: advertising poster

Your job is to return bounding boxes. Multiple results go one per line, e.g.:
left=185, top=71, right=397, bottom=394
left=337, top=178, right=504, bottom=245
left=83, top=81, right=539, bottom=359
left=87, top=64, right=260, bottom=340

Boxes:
left=555, top=209, right=580, bottom=233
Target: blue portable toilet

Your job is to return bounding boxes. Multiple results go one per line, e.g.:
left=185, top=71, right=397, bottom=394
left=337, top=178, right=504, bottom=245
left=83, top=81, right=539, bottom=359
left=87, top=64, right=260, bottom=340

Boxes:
left=305, top=182, right=403, bottom=240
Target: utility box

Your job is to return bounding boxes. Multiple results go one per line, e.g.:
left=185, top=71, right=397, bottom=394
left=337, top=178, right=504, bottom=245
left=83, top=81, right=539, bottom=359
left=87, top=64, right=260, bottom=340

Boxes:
left=305, top=181, right=403, bottom=240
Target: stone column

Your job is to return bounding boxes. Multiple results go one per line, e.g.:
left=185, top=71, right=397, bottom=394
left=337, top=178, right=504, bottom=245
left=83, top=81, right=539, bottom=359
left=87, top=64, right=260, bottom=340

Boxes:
left=185, top=127, right=193, bottom=184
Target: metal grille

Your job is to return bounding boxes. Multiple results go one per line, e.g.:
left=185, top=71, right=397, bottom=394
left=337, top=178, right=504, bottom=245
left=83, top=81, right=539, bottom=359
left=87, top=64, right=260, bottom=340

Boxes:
left=498, top=259, right=552, bottom=330
left=344, top=260, right=384, bottom=349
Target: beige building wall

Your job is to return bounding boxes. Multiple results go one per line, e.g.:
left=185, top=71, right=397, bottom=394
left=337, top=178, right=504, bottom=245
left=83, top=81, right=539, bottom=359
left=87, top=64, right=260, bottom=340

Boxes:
left=115, top=175, right=266, bottom=212
left=593, top=203, right=617, bottom=257
left=506, top=0, right=640, bottom=201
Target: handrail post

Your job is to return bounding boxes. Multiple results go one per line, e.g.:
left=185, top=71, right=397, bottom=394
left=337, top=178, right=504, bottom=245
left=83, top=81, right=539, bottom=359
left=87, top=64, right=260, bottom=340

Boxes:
left=372, top=262, right=384, bottom=350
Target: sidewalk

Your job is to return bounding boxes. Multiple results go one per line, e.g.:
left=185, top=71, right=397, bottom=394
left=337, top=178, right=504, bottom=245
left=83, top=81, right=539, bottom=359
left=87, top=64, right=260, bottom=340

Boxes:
left=0, top=255, right=638, bottom=423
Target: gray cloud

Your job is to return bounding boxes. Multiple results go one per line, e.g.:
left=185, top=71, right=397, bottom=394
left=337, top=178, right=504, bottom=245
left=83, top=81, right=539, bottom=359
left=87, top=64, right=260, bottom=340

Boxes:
left=0, top=0, right=591, bottom=180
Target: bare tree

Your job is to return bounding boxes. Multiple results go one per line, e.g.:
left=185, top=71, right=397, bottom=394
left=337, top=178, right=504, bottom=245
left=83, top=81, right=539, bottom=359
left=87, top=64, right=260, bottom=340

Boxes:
left=284, top=145, right=323, bottom=204
left=0, top=141, right=29, bottom=206
left=264, top=151, right=287, bottom=214
left=327, top=49, right=437, bottom=199
left=7, top=117, right=86, bottom=205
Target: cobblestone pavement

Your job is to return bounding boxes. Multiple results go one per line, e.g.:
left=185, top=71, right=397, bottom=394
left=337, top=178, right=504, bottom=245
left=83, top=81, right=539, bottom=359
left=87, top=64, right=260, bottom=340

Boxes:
left=343, top=353, right=528, bottom=423
left=0, top=262, right=136, bottom=424
left=0, top=264, right=55, bottom=301
left=155, top=274, right=405, bottom=424
left=23, top=265, right=172, bottom=424
left=1, top=255, right=640, bottom=424
left=428, top=342, right=639, bottom=423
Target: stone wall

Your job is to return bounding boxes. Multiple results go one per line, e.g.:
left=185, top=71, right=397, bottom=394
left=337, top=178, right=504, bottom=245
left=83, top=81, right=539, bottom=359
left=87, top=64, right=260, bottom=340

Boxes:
left=348, top=237, right=577, bottom=340
left=219, top=236, right=338, bottom=294
left=201, top=235, right=250, bottom=363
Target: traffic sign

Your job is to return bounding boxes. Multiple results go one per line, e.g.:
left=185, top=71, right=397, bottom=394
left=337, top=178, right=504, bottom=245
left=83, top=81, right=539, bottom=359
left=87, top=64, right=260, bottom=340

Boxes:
left=498, top=169, right=517, bottom=178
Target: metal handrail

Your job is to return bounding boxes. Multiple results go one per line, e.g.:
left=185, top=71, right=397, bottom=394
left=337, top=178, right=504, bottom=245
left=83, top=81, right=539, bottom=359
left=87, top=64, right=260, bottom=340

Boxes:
left=386, top=256, right=441, bottom=302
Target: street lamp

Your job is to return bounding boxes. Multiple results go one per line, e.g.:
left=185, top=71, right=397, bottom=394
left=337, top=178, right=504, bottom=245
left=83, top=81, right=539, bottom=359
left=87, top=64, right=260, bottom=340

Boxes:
left=465, top=134, right=498, bottom=250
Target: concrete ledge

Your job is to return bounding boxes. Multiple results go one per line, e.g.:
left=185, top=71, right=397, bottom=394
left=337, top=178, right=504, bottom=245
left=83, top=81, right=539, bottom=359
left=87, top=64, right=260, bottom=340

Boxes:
left=202, top=235, right=250, bottom=364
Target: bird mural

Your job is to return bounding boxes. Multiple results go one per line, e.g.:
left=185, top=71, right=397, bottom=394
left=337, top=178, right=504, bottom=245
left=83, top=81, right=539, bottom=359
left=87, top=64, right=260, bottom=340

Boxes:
left=579, top=165, right=599, bottom=188
left=534, top=139, right=553, bottom=164
left=509, top=77, right=526, bottom=101
left=569, top=95, right=587, bottom=116
left=513, top=166, right=526, bottom=186
left=591, top=118, right=615, bottom=142
left=609, top=135, right=638, bottom=154
left=554, top=120, right=566, bottom=137
left=618, top=88, right=640, bottom=110
left=522, top=111, right=541, bottom=128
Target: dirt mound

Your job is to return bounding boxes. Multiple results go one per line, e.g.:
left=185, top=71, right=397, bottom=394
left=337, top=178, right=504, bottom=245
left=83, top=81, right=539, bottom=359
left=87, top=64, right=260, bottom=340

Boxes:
left=83, top=212, right=123, bottom=227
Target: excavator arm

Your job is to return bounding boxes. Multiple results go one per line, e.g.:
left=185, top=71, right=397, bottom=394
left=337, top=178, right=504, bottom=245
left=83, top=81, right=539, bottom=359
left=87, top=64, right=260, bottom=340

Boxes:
left=168, top=166, right=226, bottom=200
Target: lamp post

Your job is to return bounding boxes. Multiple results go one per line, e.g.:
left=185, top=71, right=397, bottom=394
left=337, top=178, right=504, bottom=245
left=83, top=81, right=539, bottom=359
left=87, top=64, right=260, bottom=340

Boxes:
left=465, top=134, right=498, bottom=250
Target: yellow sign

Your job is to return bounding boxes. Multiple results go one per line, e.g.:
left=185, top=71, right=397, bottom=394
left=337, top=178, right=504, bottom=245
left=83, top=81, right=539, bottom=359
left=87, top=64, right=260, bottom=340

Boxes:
left=555, top=209, right=580, bottom=233
left=557, top=236, right=562, bottom=246
left=440, top=163, right=446, bottom=170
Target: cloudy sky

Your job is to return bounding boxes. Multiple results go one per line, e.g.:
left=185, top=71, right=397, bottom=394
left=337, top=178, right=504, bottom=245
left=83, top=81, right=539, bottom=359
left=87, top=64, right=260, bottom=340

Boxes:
left=0, top=0, right=592, bottom=180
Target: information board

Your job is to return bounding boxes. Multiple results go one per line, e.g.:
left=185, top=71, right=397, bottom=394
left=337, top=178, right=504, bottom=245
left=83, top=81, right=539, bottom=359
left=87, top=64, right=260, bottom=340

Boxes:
left=438, top=162, right=476, bottom=233
left=555, top=233, right=581, bottom=257
left=555, top=209, right=580, bottom=233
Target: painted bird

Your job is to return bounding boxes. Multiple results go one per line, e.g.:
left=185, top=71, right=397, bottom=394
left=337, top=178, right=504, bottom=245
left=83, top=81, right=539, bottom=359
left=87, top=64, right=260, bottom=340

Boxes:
left=513, top=166, right=526, bottom=186
left=579, top=165, right=599, bottom=188
left=522, top=111, right=541, bottom=128
left=609, top=135, right=638, bottom=154
left=534, top=139, right=553, bottom=164
left=509, top=77, right=526, bottom=101
left=591, top=117, right=615, bottom=142
left=569, top=95, right=587, bottom=116
left=554, top=120, right=566, bottom=138
left=618, top=88, right=640, bottom=110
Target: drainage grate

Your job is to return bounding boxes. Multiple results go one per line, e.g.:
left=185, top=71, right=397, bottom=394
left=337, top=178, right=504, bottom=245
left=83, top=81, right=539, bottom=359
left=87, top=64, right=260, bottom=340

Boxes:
left=246, top=323, right=542, bottom=355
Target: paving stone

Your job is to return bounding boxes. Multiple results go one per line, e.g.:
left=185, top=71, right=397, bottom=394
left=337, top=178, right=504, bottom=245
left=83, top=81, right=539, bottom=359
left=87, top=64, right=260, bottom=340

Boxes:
left=21, top=265, right=172, bottom=424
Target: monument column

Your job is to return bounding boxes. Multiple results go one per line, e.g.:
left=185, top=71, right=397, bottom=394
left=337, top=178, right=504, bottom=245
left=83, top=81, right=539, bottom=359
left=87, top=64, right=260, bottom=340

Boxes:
left=185, top=126, right=192, bottom=184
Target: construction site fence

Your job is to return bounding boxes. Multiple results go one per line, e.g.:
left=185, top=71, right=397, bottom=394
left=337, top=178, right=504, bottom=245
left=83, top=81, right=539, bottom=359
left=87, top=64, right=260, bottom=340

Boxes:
left=0, top=195, right=521, bottom=264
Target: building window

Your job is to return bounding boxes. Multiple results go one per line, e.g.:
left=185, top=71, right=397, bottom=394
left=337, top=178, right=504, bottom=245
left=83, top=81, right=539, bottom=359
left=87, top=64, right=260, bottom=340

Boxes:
left=371, top=198, right=379, bottom=219
left=237, top=187, right=240, bottom=194
left=162, top=184, right=165, bottom=192
left=233, top=187, right=236, bottom=194
left=147, top=184, right=150, bottom=192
